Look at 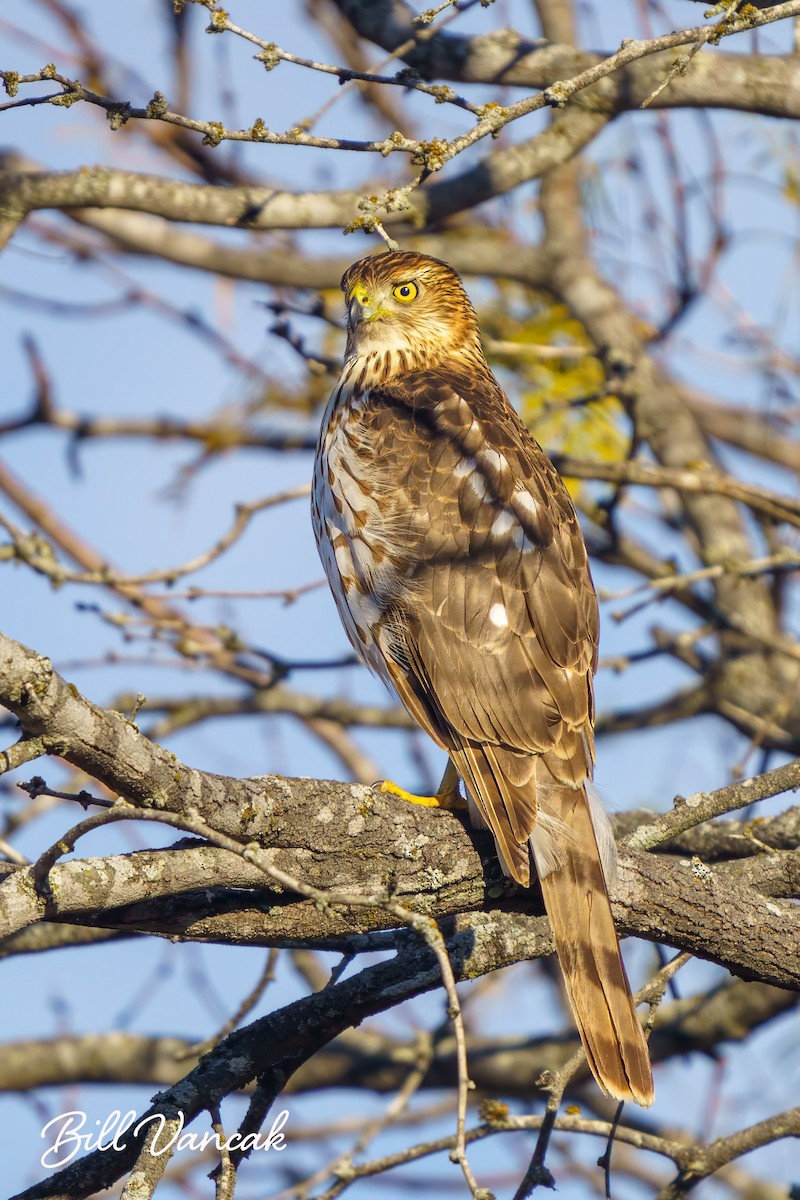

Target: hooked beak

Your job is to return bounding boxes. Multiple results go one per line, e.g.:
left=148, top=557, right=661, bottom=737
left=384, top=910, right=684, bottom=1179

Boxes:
left=348, top=283, right=389, bottom=325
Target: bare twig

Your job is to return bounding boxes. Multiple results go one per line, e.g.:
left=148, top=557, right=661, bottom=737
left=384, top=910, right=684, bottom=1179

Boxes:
left=628, top=756, right=800, bottom=851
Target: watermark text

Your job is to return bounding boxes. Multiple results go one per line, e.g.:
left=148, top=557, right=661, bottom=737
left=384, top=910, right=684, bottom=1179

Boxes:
left=40, top=1108, right=289, bottom=1169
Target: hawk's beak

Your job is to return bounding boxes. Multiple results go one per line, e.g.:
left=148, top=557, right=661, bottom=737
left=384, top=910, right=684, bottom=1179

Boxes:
left=349, top=283, right=389, bottom=324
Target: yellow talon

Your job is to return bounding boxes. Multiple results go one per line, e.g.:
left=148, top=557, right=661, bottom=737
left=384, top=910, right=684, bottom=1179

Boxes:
left=379, top=762, right=467, bottom=811
left=380, top=780, right=443, bottom=807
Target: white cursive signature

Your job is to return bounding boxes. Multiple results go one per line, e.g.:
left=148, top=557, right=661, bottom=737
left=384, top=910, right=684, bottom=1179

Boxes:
left=40, top=1108, right=289, bottom=1168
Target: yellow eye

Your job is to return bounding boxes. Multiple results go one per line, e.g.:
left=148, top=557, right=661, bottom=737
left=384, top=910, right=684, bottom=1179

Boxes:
left=391, top=281, right=418, bottom=303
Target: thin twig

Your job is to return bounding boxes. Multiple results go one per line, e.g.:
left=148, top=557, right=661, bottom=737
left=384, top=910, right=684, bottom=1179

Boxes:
left=175, top=948, right=281, bottom=1061
left=118, top=1114, right=180, bottom=1200
left=639, top=0, right=747, bottom=109
left=209, top=1103, right=237, bottom=1200
left=0, top=486, right=310, bottom=587
left=599, top=549, right=800, bottom=607
left=627, top=756, right=800, bottom=851
left=513, top=951, right=691, bottom=1199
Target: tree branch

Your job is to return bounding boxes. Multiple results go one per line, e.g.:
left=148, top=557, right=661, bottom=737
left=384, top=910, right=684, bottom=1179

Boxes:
left=2, top=630, right=799, bottom=990
left=332, top=0, right=800, bottom=117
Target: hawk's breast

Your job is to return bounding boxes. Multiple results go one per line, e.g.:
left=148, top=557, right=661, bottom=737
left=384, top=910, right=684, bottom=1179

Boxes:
left=312, top=373, right=407, bottom=684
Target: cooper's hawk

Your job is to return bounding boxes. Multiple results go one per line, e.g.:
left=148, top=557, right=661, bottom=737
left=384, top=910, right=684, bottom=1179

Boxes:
left=312, top=250, right=653, bottom=1106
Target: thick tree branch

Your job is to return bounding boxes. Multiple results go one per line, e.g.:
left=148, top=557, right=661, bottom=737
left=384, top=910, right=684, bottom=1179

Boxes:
left=536, top=159, right=800, bottom=748
left=683, top=389, right=800, bottom=473
left=2, top=631, right=799, bottom=991
left=0, top=104, right=608, bottom=243
left=332, top=0, right=800, bottom=117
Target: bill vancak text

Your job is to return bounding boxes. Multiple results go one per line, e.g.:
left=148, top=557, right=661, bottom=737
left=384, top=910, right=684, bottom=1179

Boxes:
left=40, top=1108, right=289, bottom=1169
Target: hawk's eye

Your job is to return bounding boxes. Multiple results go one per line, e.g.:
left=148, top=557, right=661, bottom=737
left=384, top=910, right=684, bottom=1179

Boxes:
left=391, top=282, right=418, bottom=304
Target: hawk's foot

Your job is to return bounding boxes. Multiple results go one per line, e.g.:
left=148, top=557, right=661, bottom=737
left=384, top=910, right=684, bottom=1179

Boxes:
left=379, top=761, right=466, bottom=811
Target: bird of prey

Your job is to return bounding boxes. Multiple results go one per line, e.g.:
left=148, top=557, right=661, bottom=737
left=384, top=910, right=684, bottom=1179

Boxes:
left=312, top=250, right=653, bottom=1106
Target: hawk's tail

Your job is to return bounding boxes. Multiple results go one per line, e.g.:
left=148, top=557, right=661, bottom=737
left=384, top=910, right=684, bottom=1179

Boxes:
left=533, top=782, right=654, bottom=1106
left=453, top=743, right=654, bottom=1106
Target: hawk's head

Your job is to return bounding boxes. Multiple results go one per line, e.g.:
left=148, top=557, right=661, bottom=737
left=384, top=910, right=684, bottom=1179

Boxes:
left=341, top=251, right=482, bottom=363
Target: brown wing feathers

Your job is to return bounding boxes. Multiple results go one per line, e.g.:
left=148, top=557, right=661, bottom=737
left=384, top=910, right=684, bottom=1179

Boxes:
left=393, top=625, right=654, bottom=1105
left=388, top=614, right=653, bottom=1104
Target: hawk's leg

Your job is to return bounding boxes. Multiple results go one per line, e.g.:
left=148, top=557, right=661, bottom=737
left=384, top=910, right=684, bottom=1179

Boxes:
left=380, top=759, right=466, bottom=810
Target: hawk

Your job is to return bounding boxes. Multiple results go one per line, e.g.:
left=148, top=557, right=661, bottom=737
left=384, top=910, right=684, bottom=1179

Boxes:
left=312, top=250, right=653, bottom=1106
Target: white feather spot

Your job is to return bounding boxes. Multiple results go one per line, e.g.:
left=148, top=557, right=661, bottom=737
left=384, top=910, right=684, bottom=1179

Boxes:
left=491, top=509, right=516, bottom=538
left=350, top=537, right=376, bottom=579
left=469, top=473, right=488, bottom=500
left=489, top=603, right=508, bottom=627
left=514, top=491, right=539, bottom=523
left=480, top=448, right=509, bottom=477
left=333, top=539, right=354, bottom=576
left=453, top=457, right=476, bottom=478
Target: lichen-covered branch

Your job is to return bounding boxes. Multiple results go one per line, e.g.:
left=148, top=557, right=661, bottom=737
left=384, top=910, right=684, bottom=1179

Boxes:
left=2, top=630, right=799, bottom=989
